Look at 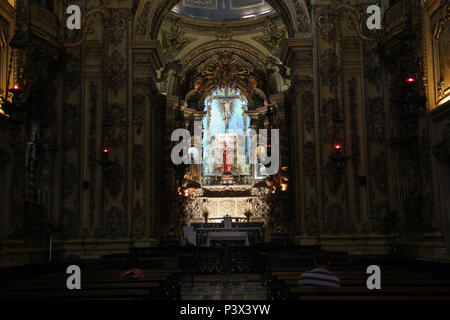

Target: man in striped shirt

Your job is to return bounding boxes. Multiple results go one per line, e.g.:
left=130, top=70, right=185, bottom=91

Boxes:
left=298, top=251, right=342, bottom=287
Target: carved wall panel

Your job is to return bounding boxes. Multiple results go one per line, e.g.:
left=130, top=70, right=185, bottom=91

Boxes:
left=131, top=40, right=165, bottom=239
left=185, top=195, right=269, bottom=220
left=362, top=42, right=389, bottom=235
left=132, top=200, right=146, bottom=240
left=315, top=4, right=349, bottom=238
left=58, top=43, right=83, bottom=240
left=7, top=128, right=25, bottom=240
left=95, top=7, right=132, bottom=240
left=348, top=77, right=362, bottom=227
left=298, top=76, right=318, bottom=236
left=87, top=82, right=99, bottom=231
left=430, top=4, right=450, bottom=108
left=382, top=0, right=437, bottom=240
left=94, top=206, right=128, bottom=239
left=424, top=0, right=450, bottom=257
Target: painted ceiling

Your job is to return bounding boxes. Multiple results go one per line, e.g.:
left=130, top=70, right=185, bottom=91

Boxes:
left=171, top=0, right=275, bottom=21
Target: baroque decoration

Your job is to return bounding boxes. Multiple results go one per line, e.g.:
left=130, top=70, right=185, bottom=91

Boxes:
left=294, top=0, right=311, bottom=34
left=132, top=200, right=146, bottom=240
left=304, top=197, right=318, bottom=236
left=95, top=206, right=128, bottom=239
left=216, top=24, right=233, bottom=41
left=104, top=50, right=127, bottom=96
left=433, top=4, right=450, bottom=40
left=104, top=9, right=129, bottom=47
left=182, top=192, right=271, bottom=220
left=63, top=5, right=110, bottom=48
left=161, top=22, right=189, bottom=59
left=367, top=97, right=386, bottom=144
left=195, top=53, right=258, bottom=97
left=136, top=2, right=151, bottom=35
left=132, top=94, right=146, bottom=135
left=133, top=144, right=146, bottom=191
left=319, top=49, right=341, bottom=92
left=348, top=78, right=362, bottom=225
left=103, top=103, right=127, bottom=148
left=88, top=82, right=99, bottom=229
left=258, top=18, right=286, bottom=55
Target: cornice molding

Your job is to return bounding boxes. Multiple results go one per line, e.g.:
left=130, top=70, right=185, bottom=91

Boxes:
left=280, top=38, right=314, bottom=67
left=132, top=40, right=165, bottom=71
left=163, top=11, right=282, bottom=35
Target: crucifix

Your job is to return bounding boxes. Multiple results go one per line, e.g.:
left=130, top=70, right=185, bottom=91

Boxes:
left=217, top=88, right=240, bottom=131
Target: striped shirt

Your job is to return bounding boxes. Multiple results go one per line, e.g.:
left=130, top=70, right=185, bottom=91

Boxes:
left=298, top=268, right=342, bottom=287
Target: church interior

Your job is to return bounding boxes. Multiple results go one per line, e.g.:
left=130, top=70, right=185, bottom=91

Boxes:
left=0, top=0, right=450, bottom=302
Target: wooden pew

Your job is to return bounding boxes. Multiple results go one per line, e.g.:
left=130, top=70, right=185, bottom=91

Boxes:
left=0, top=286, right=159, bottom=300
left=283, top=278, right=450, bottom=287
left=289, top=286, right=450, bottom=301
left=267, top=266, right=450, bottom=300
left=0, top=268, right=182, bottom=300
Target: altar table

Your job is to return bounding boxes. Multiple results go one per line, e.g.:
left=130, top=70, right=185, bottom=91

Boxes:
left=206, top=231, right=249, bottom=246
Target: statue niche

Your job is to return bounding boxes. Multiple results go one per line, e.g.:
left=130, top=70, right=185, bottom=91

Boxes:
left=202, top=88, right=251, bottom=186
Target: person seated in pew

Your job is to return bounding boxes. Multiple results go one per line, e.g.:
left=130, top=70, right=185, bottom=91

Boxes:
left=298, top=251, right=341, bottom=287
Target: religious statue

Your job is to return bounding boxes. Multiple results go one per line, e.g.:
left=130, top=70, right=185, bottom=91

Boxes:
left=222, top=144, right=232, bottom=174
left=223, top=99, right=232, bottom=130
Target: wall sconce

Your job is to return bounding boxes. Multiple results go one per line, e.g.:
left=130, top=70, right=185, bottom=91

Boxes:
left=1, top=86, right=26, bottom=122
left=97, top=147, right=118, bottom=168
left=177, top=186, right=196, bottom=199
left=330, top=143, right=351, bottom=172
left=1, top=31, right=27, bottom=122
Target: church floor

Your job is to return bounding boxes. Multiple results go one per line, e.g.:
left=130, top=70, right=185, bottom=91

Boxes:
left=180, top=274, right=267, bottom=300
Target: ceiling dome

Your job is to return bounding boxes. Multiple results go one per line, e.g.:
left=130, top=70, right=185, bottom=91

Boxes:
left=171, top=0, right=276, bottom=21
